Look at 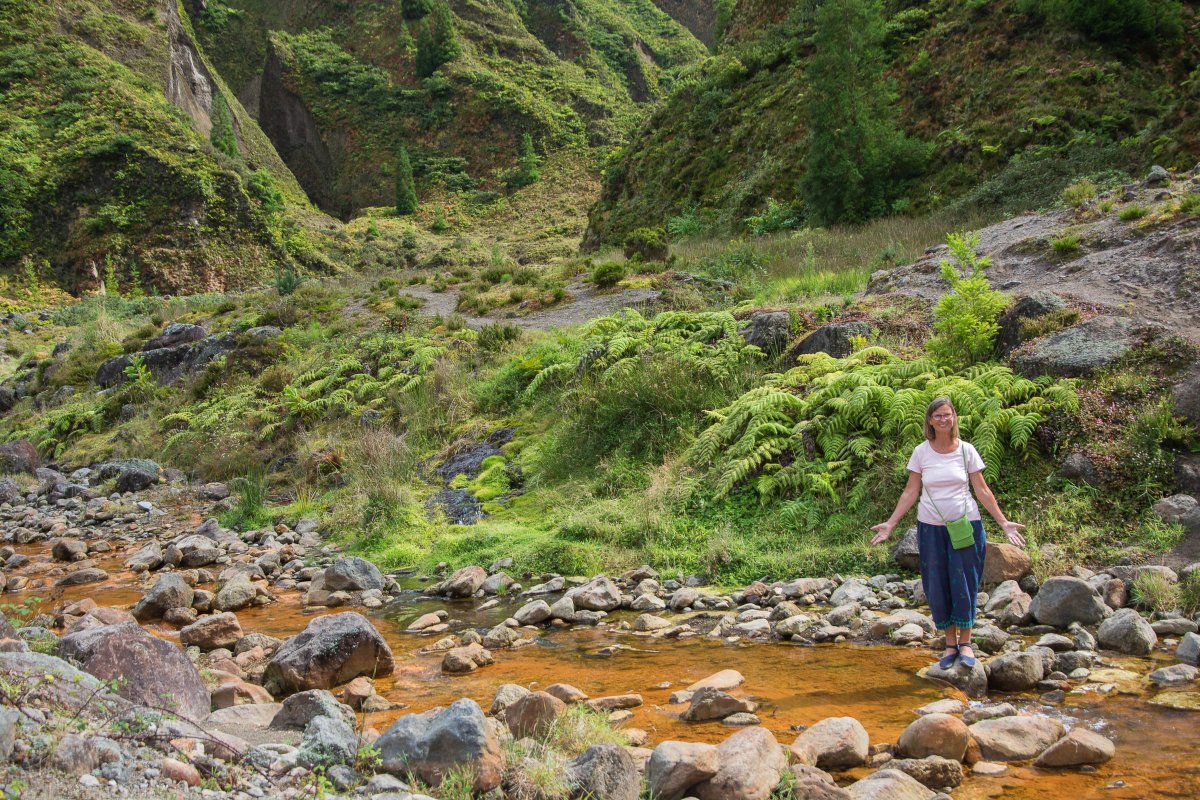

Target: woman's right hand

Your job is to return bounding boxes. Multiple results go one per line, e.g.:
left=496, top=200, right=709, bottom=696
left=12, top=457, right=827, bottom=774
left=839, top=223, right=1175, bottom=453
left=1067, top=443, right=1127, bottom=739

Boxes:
left=870, top=521, right=895, bottom=545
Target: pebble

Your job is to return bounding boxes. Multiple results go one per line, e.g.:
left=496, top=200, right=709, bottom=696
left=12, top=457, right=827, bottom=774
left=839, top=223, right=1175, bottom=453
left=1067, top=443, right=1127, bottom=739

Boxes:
left=80, top=775, right=101, bottom=788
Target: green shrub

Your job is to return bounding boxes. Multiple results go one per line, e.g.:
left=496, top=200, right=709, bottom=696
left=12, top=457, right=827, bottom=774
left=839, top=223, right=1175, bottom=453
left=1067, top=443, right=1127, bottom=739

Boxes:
left=275, top=265, right=302, bottom=296
left=1019, top=307, right=1081, bottom=340
left=476, top=322, right=521, bottom=351
left=667, top=207, right=706, bottom=239
left=395, top=146, right=417, bottom=215
left=927, top=232, right=1008, bottom=367
left=1119, top=204, right=1148, bottom=221
left=623, top=227, right=669, bottom=261
left=696, top=241, right=767, bottom=284
left=1181, top=571, right=1200, bottom=615
left=1050, top=233, right=1081, bottom=254
left=1130, top=570, right=1181, bottom=613
left=246, top=170, right=284, bottom=212
left=1062, top=179, right=1097, bottom=208
left=431, top=208, right=449, bottom=232
left=745, top=198, right=798, bottom=236
left=220, top=471, right=272, bottom=530
left=1177, top=193, right=1200, bottom=215
left=502, top=133, right=542, bottom=192
left=590, top=261, right=626, bottom=289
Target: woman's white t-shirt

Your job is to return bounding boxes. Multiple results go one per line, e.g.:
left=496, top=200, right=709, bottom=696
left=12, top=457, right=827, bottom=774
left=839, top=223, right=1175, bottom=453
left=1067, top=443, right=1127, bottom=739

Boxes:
left=907, top=440, right=986, bottom=525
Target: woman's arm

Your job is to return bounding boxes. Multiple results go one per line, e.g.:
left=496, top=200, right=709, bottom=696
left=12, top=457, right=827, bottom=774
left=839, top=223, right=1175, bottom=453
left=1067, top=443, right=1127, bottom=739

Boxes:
left=870, top=471, right=922, bottom=545
left=969, top=470, right=1026, bottom=546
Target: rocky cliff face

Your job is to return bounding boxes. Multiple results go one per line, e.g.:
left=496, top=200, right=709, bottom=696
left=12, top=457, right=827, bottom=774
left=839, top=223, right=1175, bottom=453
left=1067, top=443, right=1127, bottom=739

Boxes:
left=257, top=39, right=338, bottom=217
left=651, top=0, right=716, bottom=47
left=0, top=0, right=317, bottom=294
left=163, top=0, right=217, bottom=137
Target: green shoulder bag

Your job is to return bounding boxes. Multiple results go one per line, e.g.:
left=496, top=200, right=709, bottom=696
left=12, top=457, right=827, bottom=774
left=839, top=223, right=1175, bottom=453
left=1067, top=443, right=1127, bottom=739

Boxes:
left=924, top=444, right=976, bottom=550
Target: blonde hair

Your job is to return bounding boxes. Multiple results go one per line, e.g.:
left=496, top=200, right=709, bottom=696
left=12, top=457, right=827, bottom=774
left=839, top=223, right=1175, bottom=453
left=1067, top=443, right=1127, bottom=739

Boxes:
left=924, top=397, right=960, bottom=441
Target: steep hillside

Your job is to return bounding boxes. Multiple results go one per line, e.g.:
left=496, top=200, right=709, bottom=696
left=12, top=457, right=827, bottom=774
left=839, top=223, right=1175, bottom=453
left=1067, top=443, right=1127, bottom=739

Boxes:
left=585, top=0, right=1200, bottom=246
left=193, top=0, right=709, bottom=218
left=0, top=0, right=327, bottom=297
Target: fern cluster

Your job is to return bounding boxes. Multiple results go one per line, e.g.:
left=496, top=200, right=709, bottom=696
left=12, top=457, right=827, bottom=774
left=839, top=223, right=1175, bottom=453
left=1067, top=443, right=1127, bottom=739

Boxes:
left=524, top=309, right=761, bottom=400
left=162, top=333, right=446, bottom=449
left=686, top=346, right=1077, bottom=499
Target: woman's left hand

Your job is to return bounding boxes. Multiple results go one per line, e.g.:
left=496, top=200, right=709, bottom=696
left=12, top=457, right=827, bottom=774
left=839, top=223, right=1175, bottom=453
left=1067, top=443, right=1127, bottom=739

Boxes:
left=1000, top=521, right=1026, bottom=547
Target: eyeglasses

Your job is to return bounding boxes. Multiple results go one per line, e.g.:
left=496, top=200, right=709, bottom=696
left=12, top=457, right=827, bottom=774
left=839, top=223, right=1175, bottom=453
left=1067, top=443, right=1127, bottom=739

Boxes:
left=931, top=413, right=954, bottom=420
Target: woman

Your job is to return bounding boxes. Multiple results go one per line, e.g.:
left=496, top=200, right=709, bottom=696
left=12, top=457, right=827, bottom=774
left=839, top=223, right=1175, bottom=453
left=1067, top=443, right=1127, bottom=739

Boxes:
left=870, top=397, right=1026, bottom=669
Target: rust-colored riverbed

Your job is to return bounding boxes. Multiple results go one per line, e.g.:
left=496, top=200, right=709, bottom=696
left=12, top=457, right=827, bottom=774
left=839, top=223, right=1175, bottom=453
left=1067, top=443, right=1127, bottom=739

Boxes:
left=10, top=549, right=1200, bottom=799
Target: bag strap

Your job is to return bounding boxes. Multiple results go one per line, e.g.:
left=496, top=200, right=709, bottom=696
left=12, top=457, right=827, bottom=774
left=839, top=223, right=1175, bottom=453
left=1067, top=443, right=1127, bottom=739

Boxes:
left=921, top=442, right=971, bottom=525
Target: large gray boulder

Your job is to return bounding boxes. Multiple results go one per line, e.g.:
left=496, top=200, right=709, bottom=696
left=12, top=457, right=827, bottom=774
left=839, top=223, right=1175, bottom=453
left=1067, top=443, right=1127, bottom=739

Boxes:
left=377, top=698, right=503, bottom=792
left=1014, top=316, right=1158, bottom=378
left=297, top=715, right=358, bottom=768
left=1029, top=576, right=1107, bottom=627
left=566, top=744, right=640, bottom=800
left=791, top=717, right=869, bottom=770
left=740, top=311, right=791, bottom=354
left=57, top=622, right=208, bottom=720
left=1178, top=632, right=1200, bottom=666
left=1034, top=729, right=1115, bottom=768
left=1097, top=608, right=1157, bottom=655
left=324, top=557, right=385, bottom=592
left=646, top=741, right=720, bottom=800
left=794, top=322, right=871, bottom=359
left=995, top=291, right=1066, bottom=352
left=270, top=690, right=356, bottom=730
left=693, top=727, right=787, bottom=800
left=132, top=573, right=194, bottom=621
left=567, top=576, right=622, bottom=611
left=986, top=651, right=1045, bottom=692
left=968, top=716, right=1065, bottom=762
left=263, top=612, right=395, bottom=695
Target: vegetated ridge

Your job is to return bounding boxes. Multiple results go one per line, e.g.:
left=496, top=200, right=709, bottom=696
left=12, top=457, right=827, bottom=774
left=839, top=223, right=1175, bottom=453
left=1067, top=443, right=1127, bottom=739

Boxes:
left=586, top=0, right=1200, bottom=246
left=0, top=0, right=332, bottom=296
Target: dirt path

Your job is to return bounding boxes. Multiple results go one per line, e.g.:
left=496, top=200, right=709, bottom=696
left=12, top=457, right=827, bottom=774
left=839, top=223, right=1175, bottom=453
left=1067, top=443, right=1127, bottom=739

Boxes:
left=399, top=278, right=661, bottom=331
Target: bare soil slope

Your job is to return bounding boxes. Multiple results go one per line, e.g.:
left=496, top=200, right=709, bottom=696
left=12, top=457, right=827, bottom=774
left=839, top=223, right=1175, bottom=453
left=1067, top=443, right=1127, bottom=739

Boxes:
left=866, top=171, right=1200, bottom=341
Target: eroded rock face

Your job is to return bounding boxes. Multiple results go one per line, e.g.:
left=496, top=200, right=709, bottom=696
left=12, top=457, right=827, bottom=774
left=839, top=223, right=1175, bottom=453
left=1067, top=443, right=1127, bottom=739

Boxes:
left=263, top=612, right=395, bottom=695
left=377, top=698, right=503, bottom=792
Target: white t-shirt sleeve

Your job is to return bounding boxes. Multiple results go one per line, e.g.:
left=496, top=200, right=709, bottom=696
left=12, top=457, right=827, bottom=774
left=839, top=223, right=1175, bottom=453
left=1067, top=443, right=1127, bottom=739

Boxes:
left=964, top=443, right=985, bottom=474
left=906, top=442, right=925, bottom=473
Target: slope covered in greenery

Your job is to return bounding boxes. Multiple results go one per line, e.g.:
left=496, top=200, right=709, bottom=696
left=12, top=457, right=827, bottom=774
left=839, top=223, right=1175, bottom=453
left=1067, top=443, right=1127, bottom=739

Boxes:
left=193, top=0, right=709, bottom=217
left=586, top=0, right=1200, bottom=246
left=0, top=0, right=332, bottom=299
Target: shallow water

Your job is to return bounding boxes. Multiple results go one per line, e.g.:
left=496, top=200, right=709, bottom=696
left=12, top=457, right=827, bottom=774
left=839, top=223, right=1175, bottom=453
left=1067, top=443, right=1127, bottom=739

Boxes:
left=10, top=544, right=1200, bottom=799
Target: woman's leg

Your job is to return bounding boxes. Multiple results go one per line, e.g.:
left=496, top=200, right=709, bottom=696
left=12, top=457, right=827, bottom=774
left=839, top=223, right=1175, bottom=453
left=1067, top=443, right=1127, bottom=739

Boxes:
left=918, top=522, right=957, bottom=661
left=949, top=520, right=988, bottom=659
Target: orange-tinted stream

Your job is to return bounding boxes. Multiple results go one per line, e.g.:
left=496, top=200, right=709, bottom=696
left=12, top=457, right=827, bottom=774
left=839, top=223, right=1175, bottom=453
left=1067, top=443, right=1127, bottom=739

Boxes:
left=11, top=548, right=1200, bottom=799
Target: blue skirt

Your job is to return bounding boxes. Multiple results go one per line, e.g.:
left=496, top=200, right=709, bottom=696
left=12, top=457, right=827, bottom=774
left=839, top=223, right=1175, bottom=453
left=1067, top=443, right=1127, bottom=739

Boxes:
left=918, top=519, right=986, bottom=630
